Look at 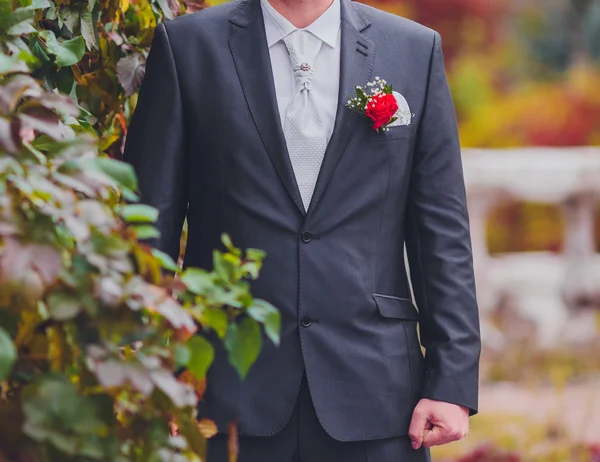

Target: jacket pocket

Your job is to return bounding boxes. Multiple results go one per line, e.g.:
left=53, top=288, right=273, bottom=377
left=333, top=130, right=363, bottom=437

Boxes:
left=373, top=293, right=423, bottom=402
left=373, top=293, right=419, bottom=321
left=369, top=123, right=414, bottom=142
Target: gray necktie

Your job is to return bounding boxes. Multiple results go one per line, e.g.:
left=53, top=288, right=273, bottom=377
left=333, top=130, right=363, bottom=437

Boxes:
left=283, top=30, right=327, bottom=211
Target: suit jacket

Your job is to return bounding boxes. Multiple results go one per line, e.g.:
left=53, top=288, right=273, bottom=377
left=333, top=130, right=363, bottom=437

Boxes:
left=123, top=0, right=481, bottom=442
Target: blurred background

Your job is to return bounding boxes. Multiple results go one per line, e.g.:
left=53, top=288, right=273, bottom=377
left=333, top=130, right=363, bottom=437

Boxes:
left=351, top=0, right=600, bottom=460
left=3, top=0, right=597, bottom=459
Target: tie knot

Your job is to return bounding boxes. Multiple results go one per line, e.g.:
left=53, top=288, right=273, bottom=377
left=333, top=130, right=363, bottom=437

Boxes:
left=283, top=30, right=322, bottom=91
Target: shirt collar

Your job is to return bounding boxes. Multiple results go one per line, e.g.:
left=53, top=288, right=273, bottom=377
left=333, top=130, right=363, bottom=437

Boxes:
left=261, top=0, right=341, bottom=49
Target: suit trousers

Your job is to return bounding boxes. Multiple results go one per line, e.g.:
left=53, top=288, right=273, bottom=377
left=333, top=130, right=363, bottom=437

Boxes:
left=206, top=374, right=431, bottom=462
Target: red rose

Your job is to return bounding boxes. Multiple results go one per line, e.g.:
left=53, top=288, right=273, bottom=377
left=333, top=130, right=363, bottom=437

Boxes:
left=365, top=93, right=398, bottom=130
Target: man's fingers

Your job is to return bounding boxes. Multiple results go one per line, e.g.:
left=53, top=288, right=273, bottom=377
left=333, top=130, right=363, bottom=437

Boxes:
left=408, top=407, right=429, bottom=449
left=422, top=425, right=447, bottom=448
left=423, top=425, right=467, bottom=448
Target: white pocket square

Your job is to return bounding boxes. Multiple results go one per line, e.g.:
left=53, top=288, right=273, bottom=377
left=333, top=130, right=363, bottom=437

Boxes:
left=387, top=91, right=412, bottom=127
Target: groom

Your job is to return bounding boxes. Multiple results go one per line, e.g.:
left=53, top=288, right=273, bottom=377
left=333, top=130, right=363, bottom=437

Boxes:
left=123, top=0, right=481, bottom=460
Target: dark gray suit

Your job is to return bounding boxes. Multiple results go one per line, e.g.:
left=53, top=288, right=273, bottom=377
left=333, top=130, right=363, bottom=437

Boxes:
left=123, top=0, right=481, bottom=459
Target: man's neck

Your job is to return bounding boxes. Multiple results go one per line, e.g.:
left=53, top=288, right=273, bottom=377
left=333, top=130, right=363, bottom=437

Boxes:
left=267, top=0, right=334, bottom=29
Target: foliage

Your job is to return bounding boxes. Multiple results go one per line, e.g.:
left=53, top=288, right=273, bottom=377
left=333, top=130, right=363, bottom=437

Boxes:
left=0, top=1, right=280, bottom=461
left=0, top=0, right=208, bottom=159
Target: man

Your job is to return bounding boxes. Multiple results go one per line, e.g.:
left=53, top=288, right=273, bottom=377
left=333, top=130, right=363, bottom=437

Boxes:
left=123, top=0, right=481, bottom=460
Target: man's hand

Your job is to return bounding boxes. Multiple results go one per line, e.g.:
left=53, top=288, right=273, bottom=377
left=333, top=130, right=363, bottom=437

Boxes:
left=408, top=398, right=469, bottom=449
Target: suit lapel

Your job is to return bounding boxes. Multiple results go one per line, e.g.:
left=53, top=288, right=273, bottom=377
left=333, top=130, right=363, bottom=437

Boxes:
left=306, top=0, right=375, bottom=216
left=228, top=0, right=305, bottom=216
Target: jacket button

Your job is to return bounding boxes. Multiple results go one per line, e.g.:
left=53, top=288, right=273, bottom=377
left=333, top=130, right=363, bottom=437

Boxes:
left=301, top=316, right=312, bottom=327
left=301, top=231, right=312, bottom=243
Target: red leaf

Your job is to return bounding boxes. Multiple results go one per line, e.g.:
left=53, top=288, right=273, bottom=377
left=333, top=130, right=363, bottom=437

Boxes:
left=150, top=369, right=197, bottom=408
left=0, top=117, right=21, bottom=154
left=18, top=106, right=64, bottom=139
left=184, top=0, right=206, bottom=13
left=0, top=238, right=61, bottom=299
left=116, top=53, right=145, bottom=97
left=178, top=370, right=206, bottom=400
left=0, top=75, right=38, bottom=114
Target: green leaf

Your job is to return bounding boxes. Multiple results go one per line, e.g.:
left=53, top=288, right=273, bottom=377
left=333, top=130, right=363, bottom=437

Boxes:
left=132, top=225, right=160, bottom=240
left=174, top=411, right=206, bottom=457
left=221, top=233, right=233, bottom=251
left=174, top=343, right=191, bottom=368
left=7, top=20, right=36, bottom=35
left=53, top=36, right=85, bottom=67
left=40, top=31, right=85, bottom=67
left=46, top=2, right=57, bottom=20
left=121, top=204, right=159, bottom=223
left=0, top=1, right=11, bottom=35
left=29, top=0, right=51, bottom=8
left=202, top=307, right=228, bottom=339
left=212, top=251, right=232, bottom=281
left=0, top=52, right=29, bottom=74
left=22, top=376, right=109, bottom=450
left=245, top=248, right=265, bottom=262
left=91, top=157, right=138, bottom=191
left=58, top=7, right=79, bottom=33
left=224, top=318, right=261, bottom=380
left=120, top=188, right=139, bottom=202
left=156, top=0, right=175, bottom=19
left=180, top=268, right=212, bottom=294
left=151, top=248, right=180, bottom=273
left=4, top=7, right=35, bottom=35
left=248, top=299, right=280, bottom=346
left=0, top=326, right=16, bottom=381
left=80, top=11, right=97, bottom=50
left=55, top=66, right=76, bottom=97
left=47, top=291, right=82, bottom=321
left=28, top=36, right=50, bottom=65
left=186, top=336, right=214, bottom=380
left=241, top=261, right=261, bottom=280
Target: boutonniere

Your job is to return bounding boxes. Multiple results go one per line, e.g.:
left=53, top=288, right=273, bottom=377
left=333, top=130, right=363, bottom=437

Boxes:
left=346, top=77, right=412, bottom=132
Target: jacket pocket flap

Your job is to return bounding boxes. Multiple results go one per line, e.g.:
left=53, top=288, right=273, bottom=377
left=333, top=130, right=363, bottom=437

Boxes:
left=373, top=294, right=418, bottom=321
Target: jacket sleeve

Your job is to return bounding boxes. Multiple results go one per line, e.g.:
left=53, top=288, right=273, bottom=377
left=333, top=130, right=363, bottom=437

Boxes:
left=122, top=22, right=188, bottom=262
left=405, top=31, right=481, bottom=415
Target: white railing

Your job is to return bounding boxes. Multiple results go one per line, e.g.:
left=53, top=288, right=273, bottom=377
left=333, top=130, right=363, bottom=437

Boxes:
left=462, top=147, right=600, bottom=347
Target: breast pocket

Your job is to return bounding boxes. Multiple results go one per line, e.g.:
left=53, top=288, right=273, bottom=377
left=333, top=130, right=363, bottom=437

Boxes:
left=369, top=124, right=415, bottom=143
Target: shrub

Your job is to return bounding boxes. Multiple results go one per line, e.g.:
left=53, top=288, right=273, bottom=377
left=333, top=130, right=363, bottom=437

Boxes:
left=0, top=1, right=279, bottom=461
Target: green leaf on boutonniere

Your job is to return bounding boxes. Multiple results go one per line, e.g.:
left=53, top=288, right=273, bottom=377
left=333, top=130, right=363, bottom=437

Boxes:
left=355, top=86, right=367, bottom=100
left=383, top=84, right=393, bottom=94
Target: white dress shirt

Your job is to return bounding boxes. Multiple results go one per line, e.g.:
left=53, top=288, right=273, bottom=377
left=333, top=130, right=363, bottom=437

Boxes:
left=260, top=0, right=341, bottom=142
